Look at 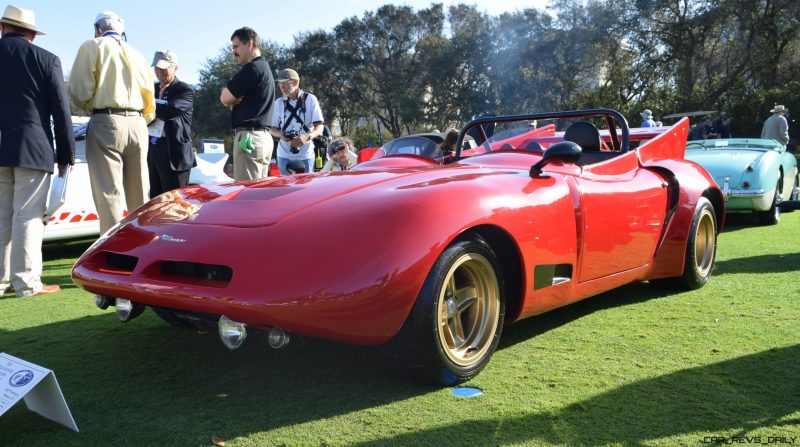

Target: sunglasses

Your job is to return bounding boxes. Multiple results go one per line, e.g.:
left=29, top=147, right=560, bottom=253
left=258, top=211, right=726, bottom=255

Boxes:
left=334, top=145, right=347, bottom=152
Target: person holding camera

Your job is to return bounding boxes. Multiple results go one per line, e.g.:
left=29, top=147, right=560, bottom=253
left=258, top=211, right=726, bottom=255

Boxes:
left=269, top=68, right=324, bottom=175
left=321, top=137, right=357, bottom=172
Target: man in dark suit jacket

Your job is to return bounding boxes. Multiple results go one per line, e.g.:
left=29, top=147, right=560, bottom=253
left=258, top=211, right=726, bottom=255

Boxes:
left=148, top=50, right=195, bottom=198
left=0, top=5, right=74, bottom=297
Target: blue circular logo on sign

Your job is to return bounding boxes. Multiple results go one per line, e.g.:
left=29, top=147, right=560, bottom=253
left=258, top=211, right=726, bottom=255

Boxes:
left=9, top=370, right=34, bottom=387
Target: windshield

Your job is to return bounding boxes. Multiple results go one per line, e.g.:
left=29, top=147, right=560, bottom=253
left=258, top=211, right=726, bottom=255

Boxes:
left=381, top=136, right=442, bottom=158
left=686, top=139, right=781, bottom=152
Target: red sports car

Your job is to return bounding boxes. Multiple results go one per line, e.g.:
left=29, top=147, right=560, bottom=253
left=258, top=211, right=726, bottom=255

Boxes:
left=72, top=109, right=724, bottom=385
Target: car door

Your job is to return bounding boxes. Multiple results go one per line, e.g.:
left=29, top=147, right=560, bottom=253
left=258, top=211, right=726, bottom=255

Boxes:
left=573, top=151, right=669, bottom=282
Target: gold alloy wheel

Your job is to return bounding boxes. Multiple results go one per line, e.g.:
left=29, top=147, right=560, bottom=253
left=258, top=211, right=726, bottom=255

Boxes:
left=436, top=253, right=500, bottom=367
left=694, top=208, right=716, bottom=278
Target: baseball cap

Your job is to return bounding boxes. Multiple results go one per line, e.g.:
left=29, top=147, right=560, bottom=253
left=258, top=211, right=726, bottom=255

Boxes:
left=276, top=68, right=300, bottom=82
left=94, top=11, right=124, bottom=33
left=152, top=50, right=178, bottom=69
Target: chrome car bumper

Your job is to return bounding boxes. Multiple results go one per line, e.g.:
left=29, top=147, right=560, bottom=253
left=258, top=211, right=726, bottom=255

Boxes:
left=721, top=177, right=764, bottom=200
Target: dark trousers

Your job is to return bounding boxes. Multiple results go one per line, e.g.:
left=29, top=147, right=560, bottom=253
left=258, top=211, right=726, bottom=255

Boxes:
left=148, top=140, right=190, bottom=198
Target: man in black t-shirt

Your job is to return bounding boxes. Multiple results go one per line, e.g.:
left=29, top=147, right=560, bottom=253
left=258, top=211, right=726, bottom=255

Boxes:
left=220, top=27, right=275, bottom=180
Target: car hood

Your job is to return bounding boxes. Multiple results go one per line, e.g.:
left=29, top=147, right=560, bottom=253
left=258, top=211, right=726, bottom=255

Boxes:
left=152, top=166, right=465, bottom=227
left=685, top=149, right=764, bottom=186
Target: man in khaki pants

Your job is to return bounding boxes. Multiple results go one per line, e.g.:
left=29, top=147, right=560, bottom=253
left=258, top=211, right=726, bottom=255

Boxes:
left=69, top=11, right=155, bottom=233
left=0, top=5, right=74, bottom=296
left=220, top=27, right=275, bottom=180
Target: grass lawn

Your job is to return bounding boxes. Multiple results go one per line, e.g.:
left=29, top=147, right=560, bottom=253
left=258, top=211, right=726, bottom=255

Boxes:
left=1, top=212, right=798, bottom=446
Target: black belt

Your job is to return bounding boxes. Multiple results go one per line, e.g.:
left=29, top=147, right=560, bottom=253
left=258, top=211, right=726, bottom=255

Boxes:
left=92, top=108, right=142, bottom=116
left=234, top=126, right=269, bottom=133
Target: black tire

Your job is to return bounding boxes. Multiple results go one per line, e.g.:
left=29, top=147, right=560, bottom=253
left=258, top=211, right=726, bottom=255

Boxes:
left=151, top=307, right=193, bottom=328
left=757, top=179, right=782, bottom=225
left=651, top=197, right=717, bottom=290
left=389, top=236, right=505, bottom=386
left=786, top=175, right=799, bottom=212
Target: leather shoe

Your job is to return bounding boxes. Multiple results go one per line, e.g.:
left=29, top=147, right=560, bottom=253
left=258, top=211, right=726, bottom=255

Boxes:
left=34, top=284, right=60, bottom=296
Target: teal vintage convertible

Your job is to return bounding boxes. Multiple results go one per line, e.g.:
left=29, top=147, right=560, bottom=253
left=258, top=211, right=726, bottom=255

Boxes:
left=685, top=138, right=799, bottom=225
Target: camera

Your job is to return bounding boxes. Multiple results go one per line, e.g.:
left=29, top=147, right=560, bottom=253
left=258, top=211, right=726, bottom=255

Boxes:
left=284, top=130, right=300, bottom=153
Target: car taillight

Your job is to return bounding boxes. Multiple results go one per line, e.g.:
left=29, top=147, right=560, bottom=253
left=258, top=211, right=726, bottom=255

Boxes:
left=746, top=164, right=754, bottom=172
left=742, top=181, right=751, bottom=189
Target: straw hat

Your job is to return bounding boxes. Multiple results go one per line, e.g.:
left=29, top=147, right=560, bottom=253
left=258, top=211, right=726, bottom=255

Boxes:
left=770, top=105, right=788, bottom=114
left=0, top=5, right=45, bottom=35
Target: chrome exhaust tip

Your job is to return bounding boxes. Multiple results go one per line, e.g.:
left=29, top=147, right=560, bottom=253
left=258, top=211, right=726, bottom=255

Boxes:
left=95, top=294, right=113, bottom=310
left=218, top=315, right=247, bottom=350
left=268, top=327, right=290, bottom=349
left=115, top=298, right=146, bottom=322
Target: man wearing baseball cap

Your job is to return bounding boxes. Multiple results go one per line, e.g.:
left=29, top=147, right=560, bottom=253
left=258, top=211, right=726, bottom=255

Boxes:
left=269, top=68, right=325, bottom=175
left=148, top=50, right=195, bottom=198
left=0, top=4, right=74, bottom=296
left=68, top=10, right=155, bottom=233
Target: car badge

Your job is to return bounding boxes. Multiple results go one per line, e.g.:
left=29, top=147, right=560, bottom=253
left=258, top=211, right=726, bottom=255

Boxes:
left=158, top=234, right=186, bottom=243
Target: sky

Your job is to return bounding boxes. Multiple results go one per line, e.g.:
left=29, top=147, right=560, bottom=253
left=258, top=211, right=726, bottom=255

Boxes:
left=10, top=0, right=551, bottom=85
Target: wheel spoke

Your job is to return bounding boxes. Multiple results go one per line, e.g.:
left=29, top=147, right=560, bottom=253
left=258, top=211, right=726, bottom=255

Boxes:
left=440, top=320, right=456, bottom=347
left=451, top=313, right=466, bottom=346
left=454, top=285, right=478, bottom=313
left=446, top=275, right=456, bottom=298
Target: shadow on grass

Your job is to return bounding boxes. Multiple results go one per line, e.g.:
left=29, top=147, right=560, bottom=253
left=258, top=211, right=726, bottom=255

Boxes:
left=714, top=252, right=800, bottom=275
left=0, top=311, right=433, bottom=446
left=351, top=344, right=800, bottom=446
left=42, top=237, right=94, bottom=261
left=718, top=213, right=762, bottom=232
left=501, top=282, right=670, bottom=349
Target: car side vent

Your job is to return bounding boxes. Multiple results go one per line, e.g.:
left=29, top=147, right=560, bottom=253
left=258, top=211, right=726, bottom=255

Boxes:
left=533, top=264, right=573, bottom=290
left=160, top=261, right=233, bottom=284
left=105, top=252, right=138, bottom=272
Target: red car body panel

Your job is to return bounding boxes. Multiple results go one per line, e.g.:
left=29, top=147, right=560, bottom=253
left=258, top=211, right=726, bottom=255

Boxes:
left=73, top=117, right=723, bottom=345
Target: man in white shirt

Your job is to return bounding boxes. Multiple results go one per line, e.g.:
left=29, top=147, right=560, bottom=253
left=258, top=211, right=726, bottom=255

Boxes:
left=269, top=68, right=324, bottom=174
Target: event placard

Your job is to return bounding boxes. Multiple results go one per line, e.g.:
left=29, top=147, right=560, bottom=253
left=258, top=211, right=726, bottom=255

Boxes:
left=0, top=353, right=78, bottom=432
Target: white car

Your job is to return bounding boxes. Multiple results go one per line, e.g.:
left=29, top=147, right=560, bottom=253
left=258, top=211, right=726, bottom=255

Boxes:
left=43, top=121, right=232, bottom=241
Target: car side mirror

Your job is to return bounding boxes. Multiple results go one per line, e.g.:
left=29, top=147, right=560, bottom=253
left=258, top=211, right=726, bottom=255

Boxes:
left=529, top=141, right=582, bottom=177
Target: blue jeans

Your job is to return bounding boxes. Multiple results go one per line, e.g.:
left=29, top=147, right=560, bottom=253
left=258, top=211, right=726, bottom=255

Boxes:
left=278, top=157, right=314, bottom=175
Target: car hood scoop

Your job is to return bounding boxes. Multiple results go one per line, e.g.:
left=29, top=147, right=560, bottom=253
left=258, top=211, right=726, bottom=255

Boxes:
left=182, top=171, right=412, bottom=227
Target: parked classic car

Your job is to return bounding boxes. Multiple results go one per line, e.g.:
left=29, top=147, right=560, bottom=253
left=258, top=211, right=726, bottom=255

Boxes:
left=684, top=138, right=799, bottom=225
left=43, top=122, right=233, bottom=241
left=72, top=109, right=724, bottom=385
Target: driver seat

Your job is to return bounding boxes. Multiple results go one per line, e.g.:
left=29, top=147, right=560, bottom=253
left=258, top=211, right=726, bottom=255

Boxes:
left=564, top=121, right=601, bottom=152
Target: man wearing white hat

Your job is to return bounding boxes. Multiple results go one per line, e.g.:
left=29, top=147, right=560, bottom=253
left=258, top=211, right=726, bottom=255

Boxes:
left=0, top=4, right=75, bottom=296
left=640, top=109, right=657, bottom=128
left=761, top=104, right=790, bottom=146
left=68, top=11, right=155, bottom=233
left=148, top=49, right=195, bottom=198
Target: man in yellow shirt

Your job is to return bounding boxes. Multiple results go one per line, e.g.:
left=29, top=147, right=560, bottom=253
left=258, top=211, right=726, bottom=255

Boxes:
left=68, top=11, right=155, bottom=233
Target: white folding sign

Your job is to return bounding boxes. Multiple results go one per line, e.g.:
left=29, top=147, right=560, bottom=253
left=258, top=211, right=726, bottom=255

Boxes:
left=0, top=353, right=78, bottom=432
